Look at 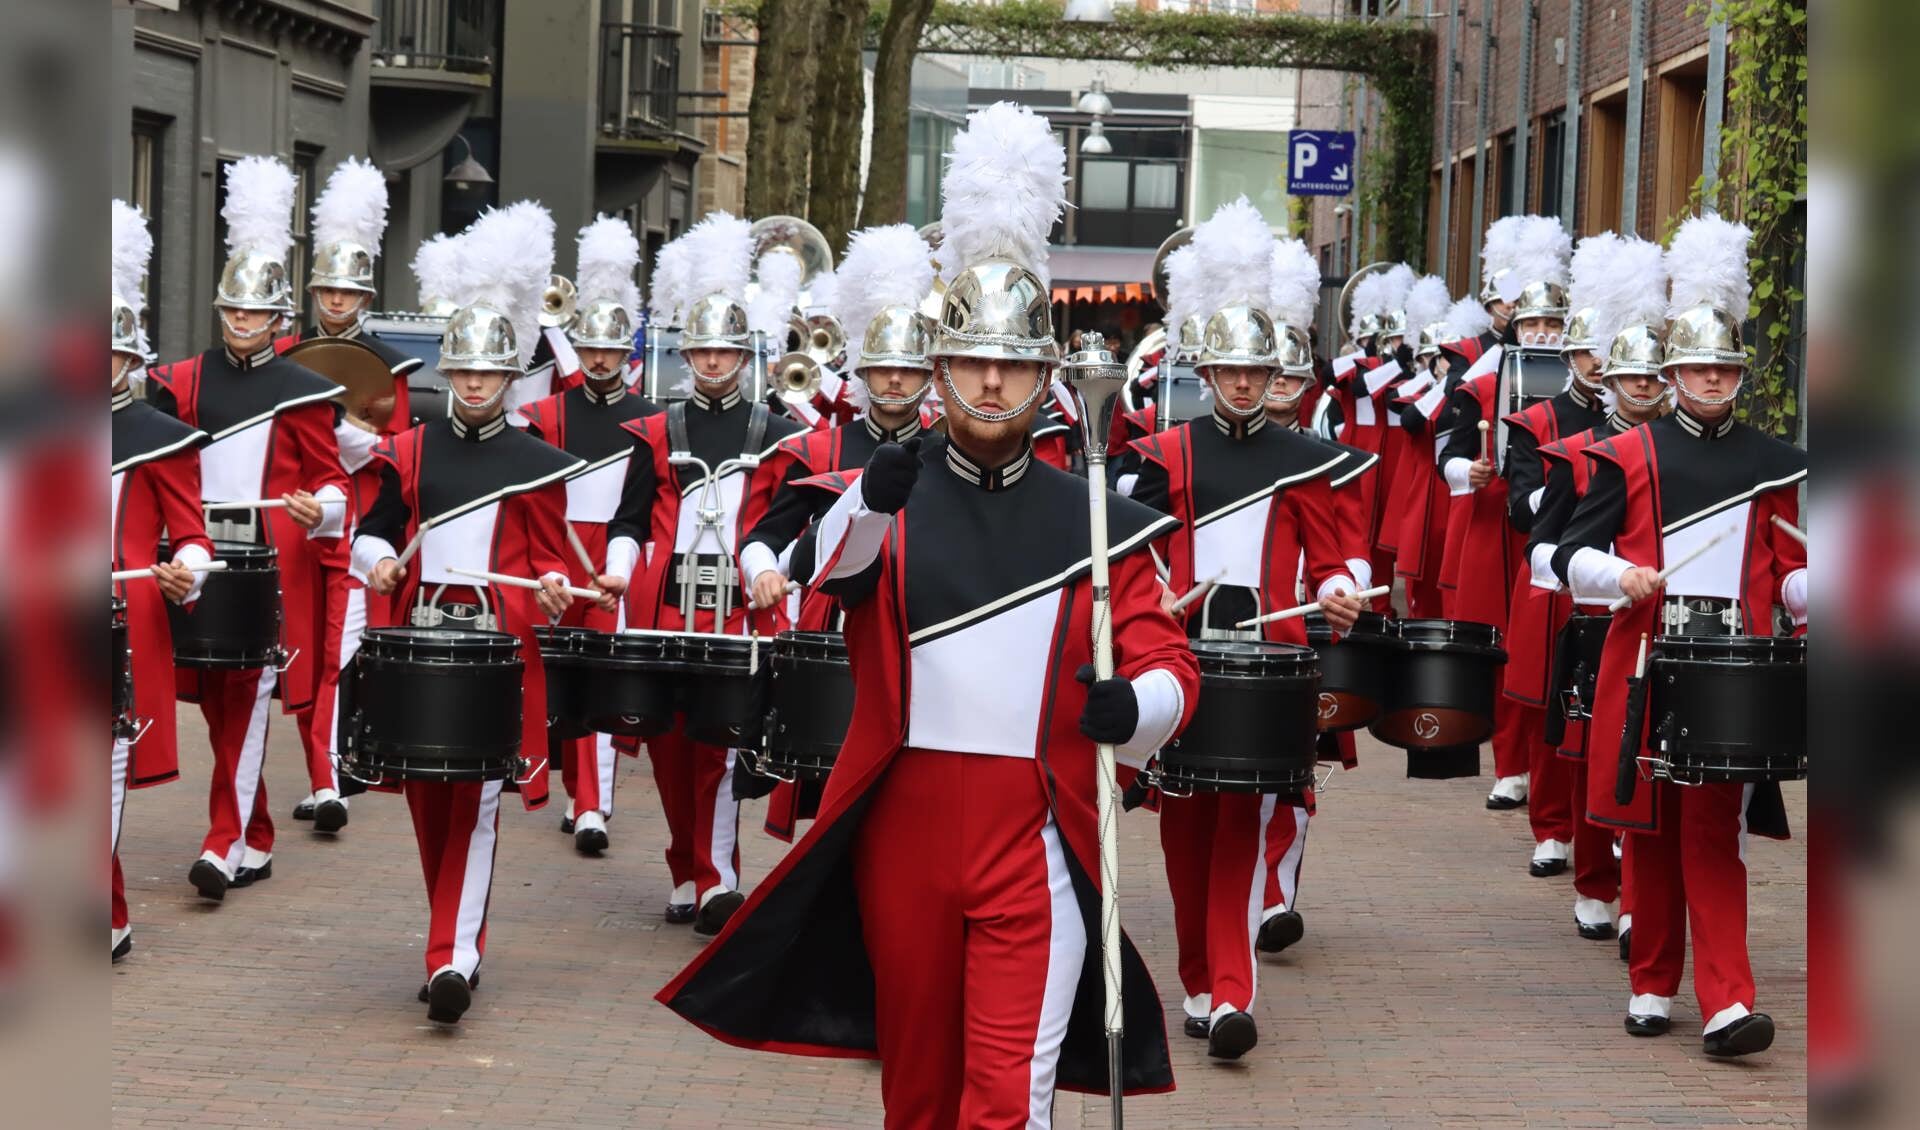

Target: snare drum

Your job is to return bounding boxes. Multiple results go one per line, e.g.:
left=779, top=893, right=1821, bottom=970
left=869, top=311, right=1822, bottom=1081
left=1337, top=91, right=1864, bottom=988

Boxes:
left=763, top=631, right=854, bottom=780
left=1368, top=619, right=1507, bottom=750
left=534, top=626, right=596, bottom=740
left=341, top=627, right=525, bottom=782
left=1647, top=634, right=1806, bottom=783
left=1159, top=641, right=1320, bottom=794
left=1557, top=613, right=1610, bottom=722
left=112, top=597, right=133, bottom=733
left=1304, top=610, right=1391, bottom=732
left=165, top=540, right=282, bottom=667
left=568, top=629, right=684, bottom=738
left=676, top=634, right=765, bottom=746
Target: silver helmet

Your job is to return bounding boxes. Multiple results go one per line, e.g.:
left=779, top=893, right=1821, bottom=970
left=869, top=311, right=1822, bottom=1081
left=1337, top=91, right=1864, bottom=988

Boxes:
left=1479, top=268, right=1511, bottom=307
left=1195, top=304, right=1280, bottom=371
left=111, top=293, right=142, bottom=361
left=1353, top=312, right=1381, bottom=344
left=1376, top=309, right=1410, bottom=347
left=309, top=240, right=377, bottom=294
left=929, top=260, right=1059, bottom=366
left=436, top=303, right=522, bottom=374
left=1662, top=303, right=1747, bottom=370
left=1416, top=321, right=1449, bottom=360
left=1172, top=314, right=1208, bottom=365
left=1560, top=305, right=1601, bottom=355
left=214, top=248, right=295, bottom=313
left=856, top=304, right=936, bottom=373
left=680, top=292, right=751, bottom=351
left=1603, top=323, right=1668, bottom=379
left=1511, top=279, right=1569, bottom=323
left=1271, top=322, right=1314, bottom=377
left=568, top=297, right=636, bottom=352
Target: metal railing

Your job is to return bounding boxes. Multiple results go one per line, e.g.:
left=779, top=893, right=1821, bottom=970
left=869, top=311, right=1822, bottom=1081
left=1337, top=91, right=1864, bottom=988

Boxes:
left=601, top=21, right=683, bottom=138
left=371, top=0, right=493, bottom=74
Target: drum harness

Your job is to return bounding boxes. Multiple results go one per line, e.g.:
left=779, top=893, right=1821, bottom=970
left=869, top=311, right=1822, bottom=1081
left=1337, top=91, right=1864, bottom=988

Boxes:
left=666, top=400, right=768, bottom=629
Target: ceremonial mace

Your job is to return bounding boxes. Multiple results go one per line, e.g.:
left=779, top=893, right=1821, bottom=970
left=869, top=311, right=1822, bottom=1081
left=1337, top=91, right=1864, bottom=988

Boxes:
left=1061, top=333, right=1130, bottom=1129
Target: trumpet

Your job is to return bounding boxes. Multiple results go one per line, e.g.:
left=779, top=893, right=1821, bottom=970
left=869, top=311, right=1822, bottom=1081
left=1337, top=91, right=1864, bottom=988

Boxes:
left=773, top=351, right=822, bottom=405
left=791, top=312, right=846, bottom=366
left=539, top=273, right=578, bottom=329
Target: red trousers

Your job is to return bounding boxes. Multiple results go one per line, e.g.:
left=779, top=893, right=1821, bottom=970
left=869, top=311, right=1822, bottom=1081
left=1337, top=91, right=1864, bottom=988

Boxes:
left=853, top=750, right=1083, bottom=1130
left=1568, top=761, right=1621, bottom=904
left=404, top=778, right=503, bottom=979
left=1261, top=801, right=1310, bottom=918
left=1522, top=705, right=1574, bottom=845
left=1627, top=781, right=1756, bottom=1026
left=647, top=722, right=739, bottom=901
left=1161, top=791, right=1275, bottom=1020
left=555, top=596, right=622, bottom=820
left=196, top=664, right=278, bottom=877
left=302, top=567, right=361, bottom=793
left=1488, top=685, right=1530, bottom=780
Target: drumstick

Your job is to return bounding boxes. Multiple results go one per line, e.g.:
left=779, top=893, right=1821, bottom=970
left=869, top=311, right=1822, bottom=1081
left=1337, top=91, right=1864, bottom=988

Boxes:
left=395, top=526, right=429, bottom=568
left=204, top=498, right=289, bottom=510
left=1606, top=528, right=1732, bottom=612
left=1633, top=632, right=1649, bottom=679
left=1149, top=546, right=1172, bottom=583
left=111, top=560, right=229, bottom=584
left=1770, top=513, right=1808, bottom=547
left=1477, top=419, right=1491, bottom=462
left=448, top=566, right=603, bottom=601
left=1235, top=585, right=1391, bottom=629
left=564, top=523, right=599, bottom=577
left=1166, top=570, right=1226, bottom=615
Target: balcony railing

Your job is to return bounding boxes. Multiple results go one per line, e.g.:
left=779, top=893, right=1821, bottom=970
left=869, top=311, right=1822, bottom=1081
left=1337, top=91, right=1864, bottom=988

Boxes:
left=601, top=21, right=682, bottom=139
left=371, top=0, right=493, bottom=74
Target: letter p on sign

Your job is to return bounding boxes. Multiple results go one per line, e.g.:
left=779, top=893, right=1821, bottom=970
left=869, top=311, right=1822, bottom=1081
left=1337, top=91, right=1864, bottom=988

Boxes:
left=1292, top=138, right=1319, bottom=176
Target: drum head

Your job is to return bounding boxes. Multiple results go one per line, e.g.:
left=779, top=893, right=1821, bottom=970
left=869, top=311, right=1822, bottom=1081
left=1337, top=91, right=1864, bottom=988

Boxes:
left=208, top=539, right=279, bottom=565
left=773, top=630, right=849, bottom=663
left=1387, top=618, right=1505, bottom=658
left=362, top=626, right=521, bottom=661
left=1654, top=634, right=1805, bottom=664
left=1190, top=639, right=1318, bottom=676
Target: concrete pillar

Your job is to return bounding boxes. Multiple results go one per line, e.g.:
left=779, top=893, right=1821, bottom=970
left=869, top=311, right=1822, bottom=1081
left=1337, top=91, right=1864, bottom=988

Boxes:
left=499, top=0, right=601, bottom=266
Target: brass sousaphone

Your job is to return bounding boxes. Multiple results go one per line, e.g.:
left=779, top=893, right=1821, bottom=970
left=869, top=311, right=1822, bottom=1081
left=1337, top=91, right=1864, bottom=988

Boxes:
left=1335, top=260, right=1395, bottom=353
left=283, top=336, right=401, bottom=433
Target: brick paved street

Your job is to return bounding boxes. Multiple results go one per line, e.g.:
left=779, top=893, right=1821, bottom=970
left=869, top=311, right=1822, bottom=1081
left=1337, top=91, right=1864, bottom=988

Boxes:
left=113, top=712, right=1805, bottom=1128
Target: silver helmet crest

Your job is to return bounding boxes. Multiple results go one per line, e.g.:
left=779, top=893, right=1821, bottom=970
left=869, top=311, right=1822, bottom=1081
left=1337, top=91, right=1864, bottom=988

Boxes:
left=309, top=240, right=377, bottom=294
left=215, top=248, right=295, bottom=314
left=857, top=305, right=936, bottom=373
left=929, top=260, right=1058, bottom=366
left=568, top=297, right=636, bottom=352
left=1662, top=304, right=1747, bottom=370
left=1196, top=304, right=1280, bottom=371
left=437, top=303, right=522, bottom=374
left=680, top=292, right=751, bottom=351
left=1604, top=323, right=1668, bottom=380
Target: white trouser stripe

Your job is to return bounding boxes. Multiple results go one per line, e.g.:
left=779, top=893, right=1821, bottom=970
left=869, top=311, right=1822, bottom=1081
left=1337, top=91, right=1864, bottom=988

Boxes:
left=451, top=780, right=504, bottom=978
left=325, top=585, right=369, bottom=770
left=709, top=748, right=740, bottom=892
left=1027, top=817, right=1085, bottom=1130
left=222, top=666, right=278, bottom=875
left=595, top=732, right=617, bottom=817
left=1225, top=796, right=1280, bottom=1016
left=1264, top=805, right=1310, bottom=919
left=111, top=736, right=130, bottom=857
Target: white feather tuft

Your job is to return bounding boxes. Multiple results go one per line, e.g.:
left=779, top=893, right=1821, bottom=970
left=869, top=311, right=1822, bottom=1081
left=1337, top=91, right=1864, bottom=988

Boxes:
left=1267, top=237, right=1321, bottom=329
left=311, top=156, right=389, bottom=257
left=576, top=213, right=642, bottom=316
left=1582, top=233, right=1668, bottom=350
left=1664, top=214, right=1752, bottom=320
left=221, top=155, right=297, bottom=260
left=805, top=269, right=839, bottom=317
left=1442, top=296, right=1493, bottom=342
left=1481, top=215, right=1527, bottom=281
left=831, top=223, right=935, bottom=344
left=747, top=249, right=805, bottom=341
left=938, top=102, right=1067, bottom=287
left=1508, top=215, right=1573, bottom=290
left=1190, top=196, right=1275, bottom=312
left=1162, top=243, right=1205, bottom=356
left=410, top=232, right=464, bottom=309
left=458, top=201, right=557, bottom=367
left=111, top=199, right=153, bottom=317
left=1404, top=275, right=1451, bottom=337
left=651, top=211, right=752, bottom=326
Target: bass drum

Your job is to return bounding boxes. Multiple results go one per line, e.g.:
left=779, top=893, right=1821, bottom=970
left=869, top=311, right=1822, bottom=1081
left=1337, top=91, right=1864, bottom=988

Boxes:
left=1649, top=634, right=1806, bottom=783
left=341, top=627, right=525, bottom=782
left=1304, top=610, right=1391, bottom=732
left=762, top=631, right=854, bottom=781
left=165, top=540, right=282, bottom=668
left=1368, top=619, right=1507, bottom=750
left=1159, top=641, right=1320, bottom=794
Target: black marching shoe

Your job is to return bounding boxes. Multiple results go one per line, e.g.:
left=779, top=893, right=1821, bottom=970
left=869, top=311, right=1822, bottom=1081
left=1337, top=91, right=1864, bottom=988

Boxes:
left=694, top=890, right=746, bottom=937
left=1207, top=1011, right=1259, bottom=1060
left=559, top=815, right=576, bottom=836
left=419, top=973, right=479, bottom=1001
left=1618, top=928, right=1632, bottom=963
left=1256, top=910, right=1305, bottom=955
left=426, top=969, right=472, bottom=1024
left=1703, top=1013, right=1775, bottom=1058
left=292, top=797, right=317, bottom=821
left=1529, top=857, right=1568, bottom=878
left=229, top=860, right=272, bottom=889
left=1624, top=1013, right=1671, bottom=1037
left=664, top=902, right=696, bottom=925
left=188, top=859, right=228, bottom=902
left=313, top=797, right=349, bottom=834
left=1183, top=1016, right=1210, bottom=1039
left=1485, top=794, right=1525, bottom=811
left=112, top=931, right=133, bottom=963
left=1577, top=918, right=1616, bottom=941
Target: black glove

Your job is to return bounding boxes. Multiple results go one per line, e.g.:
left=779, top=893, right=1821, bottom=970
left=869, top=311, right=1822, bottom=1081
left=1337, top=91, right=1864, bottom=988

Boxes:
left=862, top=436, right=922, bottom=514
left=1075, top=663, right=1139, bottom=745
left=1394, top=343, right=1415, bottom=373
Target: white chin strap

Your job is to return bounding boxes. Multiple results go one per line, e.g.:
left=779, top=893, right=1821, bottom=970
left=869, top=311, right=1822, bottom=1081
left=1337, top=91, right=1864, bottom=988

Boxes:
left=455, top=381, right=510, bottom=414
left=1673, top=373, right=1743, bottom=408
left=862, top=374, right=932, bottom=409
left=684, top=349, right=748, bottom=387
left=1612, top=379, right=1672, bottom=411
left=1264, top=380, right=1309, bottom=409
left=219, top=308, right=279, bottom=347
left=1205, top=371, right=1267, bottom=419
left=937, top=358, right=1048, bottom=423
left=1519, top=329, right=1565, bottom=348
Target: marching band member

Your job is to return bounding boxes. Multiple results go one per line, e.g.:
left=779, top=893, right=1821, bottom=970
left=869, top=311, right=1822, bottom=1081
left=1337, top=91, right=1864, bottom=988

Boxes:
left=1525, top=233, right=1672, bottom=945
left=1555, top=216, right=1805, bottom=1057
left=1371, top=275, right=1451, bottom=611
left=111, top=200, right=213, bottom=959
left=1437, top=215, right=1590, bottom=810
left=604, top=213, right=805, bottom=934
left=282, top=156, right=423, bottom=833
left=354, top=202, right=598, bottom=1024
left=660, top=102, right=1198, bottom=1127
left=1337, top=265, right=1412, bottom=612
left=1129, top=199, right=1362, bottom=1060
left=519, top=215, right=661, bottom=854
left=145, top=156, right=349, bottom=901
left=1393, top=298, right=1492, bottom=621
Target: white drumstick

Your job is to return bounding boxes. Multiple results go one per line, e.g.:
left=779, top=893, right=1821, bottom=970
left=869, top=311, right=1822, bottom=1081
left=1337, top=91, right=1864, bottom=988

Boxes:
left=204, top=498, right=289, bottom=510
left=1236, top=585, right=1390, bottom=629
left=111, top=560, right=229, bottom=584
left=1149, top=546, right=1172, bottom=583
left=395, top=525, right=429, bottom=568
left=1166, top=570, right=1226, bottom=615
left=1607, top=527, right=1731, bottom=612
left=1771, top=513, right=1808, bottom=547
left=1477, top=418, right=1491, bottom=462
left=1633, top=633, right=1649, bottom=679
left=449, top=566, right=603, bottom=601
left=565, top=523, right=599, bottom=577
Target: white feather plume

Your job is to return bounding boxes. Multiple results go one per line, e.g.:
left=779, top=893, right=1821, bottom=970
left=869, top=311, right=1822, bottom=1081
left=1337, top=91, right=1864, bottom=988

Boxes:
left=1191, top=196, right=1275, bottom=312
left=651, top=211, right=752, bottom=327
left=1404, top=274, right=1451, bottom=337
left=648, top=238, right=691, bottom=325
left=747, top=248, right=805, bottom=341
left=221, top=155, right=297, bottom=260
left=938, top=101, right=1068, bottom=287
left=1380, top=263, right=1417, bottom=312
left=1583, top=234, right=1668, bottom=350
left=111, top=199, right=152, bottom=316
left=805, top=269, right=839, bottom=318
left=410, top=232, right=464, bottom=309
left=1162, top=243, right=1205, bottom=356
left=831, top=223, right=935, bottom=343
left=312, top=156, right=388, bottom=256
left=1665, top=214, right=1752, bottom=320
left=1267, top=237, right=1321, bottom=329
left=1481, top=215, right=1527, bottom=281
left=1566, top=232, right=1620, bottom=319
left=1349, top=272, right=1393, bottom=337
left=457, top=201, right=556, bottom=367
left=1509, top=215, right=1573, bottom=290
left=1442, top=296, right=1493, bottom=342
left=575, top=213, right=642, bottom=315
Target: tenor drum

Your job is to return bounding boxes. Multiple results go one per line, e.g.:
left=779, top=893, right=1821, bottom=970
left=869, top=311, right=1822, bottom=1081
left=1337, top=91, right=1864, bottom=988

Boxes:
left=1368, top=619, right=1507, bottom=749
left=763, top=631, right=853, bottom=780
left=676, top=634, right=764, bottom=746
left=1648, top=634, right=1806, bottom=783
left=539, top=627, right=682, bottom=738
left=1304, top=610, right=1391, bottom=732
left=341, top=627, right=525, bottom=782
left=1159, top=641, right=1320, bottom=794
left=534, top=626, right=595, bottom=740
left=112, top=597, right=133, bottom=732
left=165, top=540, right=282, bottom=668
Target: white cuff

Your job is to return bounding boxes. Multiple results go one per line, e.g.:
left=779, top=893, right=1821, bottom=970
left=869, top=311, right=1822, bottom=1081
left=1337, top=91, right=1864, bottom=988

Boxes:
left=1527, top=486, right=1545, bottom=514
left=1344, top=558, right=1372, bottom=591
left=1119, top=667, right=1186, bottom=761
left=335, top=422, right=380, bottom=474
left=1316, top=574, right=1358, bottom=601
left=308, top=484, right=348, bottom=539
left=350, top=535, right=398, bottom=583
left=740, top=540, right=783, bottom=589
left=1116, top=472, right=1139, bottom=498
left=1528, top=543, right=1563, bottom=591
left=1567, top=546, right=1634, bottom=604
left=1443, top=457, right=1475, bottom=496
left=818, top=476, right=894, bottom=581
left=606, top=535, right=641, bottom=582
left=1782, top=567, right=1808, bottom=625
left=173, top=542, right=213, bottom=604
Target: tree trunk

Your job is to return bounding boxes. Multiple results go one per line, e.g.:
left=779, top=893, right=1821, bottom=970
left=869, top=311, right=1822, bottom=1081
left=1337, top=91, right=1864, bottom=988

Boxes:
left=856, top=0, right=936, bottom=230
left=806, top=0, right=870, bottom=255
left=745, top=0, right=825, bottom=219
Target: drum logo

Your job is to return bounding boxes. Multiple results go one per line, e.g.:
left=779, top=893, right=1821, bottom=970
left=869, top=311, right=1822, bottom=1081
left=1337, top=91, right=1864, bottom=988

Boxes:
left=1317, top=692, right=1338, bottom=720
left=1413, top=712, right=1442, bottom=741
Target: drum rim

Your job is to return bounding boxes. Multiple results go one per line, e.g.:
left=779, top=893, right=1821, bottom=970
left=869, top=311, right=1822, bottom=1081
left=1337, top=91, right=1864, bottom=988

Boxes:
left=362, top=625, right=522, bottom=650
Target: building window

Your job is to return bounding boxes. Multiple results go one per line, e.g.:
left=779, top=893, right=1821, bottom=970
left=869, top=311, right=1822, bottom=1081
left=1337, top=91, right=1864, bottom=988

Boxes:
left=1071, top=123, right=1188, bottom=248
left=130, top=116, right=166, bottom=348
left=290, top=147, right=319, bottom=331
left=1585, top=91, right=1628, bottom=235
left=1495, top=131, right=1518, bottom=218
left=1538, top=115, right=1566, bottom=221
left=1451, top=153, right=1477, bottom=288
left=1133, top=163, right=1179, bottom=210
left=1080, top=160, right=1131, bottom=211
left=1656, top=57, right=1709, bottom=232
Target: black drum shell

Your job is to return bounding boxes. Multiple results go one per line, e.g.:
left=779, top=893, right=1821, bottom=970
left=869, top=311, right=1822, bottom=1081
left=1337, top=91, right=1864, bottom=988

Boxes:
left=1559, top=613, right=1610, bottom=721
left=534, top=626, right=595, bottom=740
left=561, top=629, right=683, bottom=738
left=346, top=628, right=524, bottom=781
left=164, top=541, right=283, bottom=668
left=1161, top=641, right=1320, bottom=794
left=764, top=631, right=853, bottom=779
left=1305, top=610, right=1391, bottom=732
left=676, top=636, right=763, bottom=746
left=1649, top=634, right=1806, bottom=783
left=112, top=597, right=135, bottom=728
left=1369, top=618, right=1507, bottom=750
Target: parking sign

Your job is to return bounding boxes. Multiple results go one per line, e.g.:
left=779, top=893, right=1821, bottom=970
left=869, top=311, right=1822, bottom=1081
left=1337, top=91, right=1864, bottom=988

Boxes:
left=1287, top=130, right=1355, bottom=196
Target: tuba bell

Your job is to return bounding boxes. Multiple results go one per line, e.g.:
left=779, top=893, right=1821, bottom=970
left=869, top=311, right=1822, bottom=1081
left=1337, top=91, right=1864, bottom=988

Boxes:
left=1335, top=261, right=1394, bottom=352
left=773, top=350, right=822, bottom=405
left=1148, top=225, right=1194, bottom=309
left=539, top=274, right=578, bottom=329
